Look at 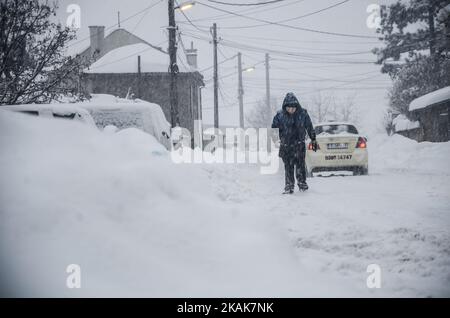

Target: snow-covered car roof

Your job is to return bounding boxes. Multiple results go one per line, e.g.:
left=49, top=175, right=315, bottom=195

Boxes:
left=80, top=94, right=162, bottom=110
left=80, top=100, right=164, bottom=113
left=409, top=86, right=450, bottom=112
left=1, top=104, right=97, bottom=127
left=79, top=94, right=170, bottom=128
left=77, top=94, right=171, bottom=148
left=1, top=104, right=94, bottom=114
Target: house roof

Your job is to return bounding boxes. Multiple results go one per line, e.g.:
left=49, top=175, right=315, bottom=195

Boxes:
left=409, top=86, right=450, bottom=112
left=84, top=43, right=191, bottom=74
left=79, top=28, right=166, bottom=61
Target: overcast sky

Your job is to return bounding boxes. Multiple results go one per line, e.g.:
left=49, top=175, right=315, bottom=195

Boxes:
left=56, top=0, right=397, bottom=134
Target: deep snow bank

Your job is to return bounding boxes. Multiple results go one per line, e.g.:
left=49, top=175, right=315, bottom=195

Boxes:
left=0, top=111, right=349, bottom=297
left=369, top=133, right=450, bottom=175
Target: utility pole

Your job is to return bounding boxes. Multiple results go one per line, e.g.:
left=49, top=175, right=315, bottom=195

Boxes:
left=137, top=55, right=141, bottom=99
left=212, top=23, right=219, bottom=129
left=265, top=53, right=271, bottom=112
left=118, top=12, right=121, bottom=28
left=237, top=52, right=244, bottom=128
left=168, top=0, right=179, bottom=127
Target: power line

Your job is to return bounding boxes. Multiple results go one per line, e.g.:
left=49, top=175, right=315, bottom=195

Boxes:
left=199, top=54, right=238, bottom=72
left=195, top=0, right=379, bottom=39
left=268, top=65, right=384, bottom=82
left=215, top=36, right=376, bottom=53
left=208, top=0, right=287, bottom=6
left=185, top=0, right=305, bottom=23
left=204, top=60, right=265, bottom=83
left=219, top=79, right=236, bottom=105
left=217, top=46, right=230, bottom=60
left=221, top=37, right=372, bottom=56
left=299, top=73, right=387, bottom=95
left=181, top=31, right=376, bottom=63
left=132, top=0, right=165, bottom=33
left=175, top=0, right=210, bottom=34
left=181, top=26, right=380, bottom=48
left=206, top=0, right=351, bottom=30
left=177, top=33, right=191, bottom=71
left=180, top=25, right=380, bottom=45
left=243, top=84, right=389, bottom=91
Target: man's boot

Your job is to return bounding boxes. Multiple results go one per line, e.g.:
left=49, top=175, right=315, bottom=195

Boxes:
left=283, top=186, right=294, bottom=194
left=298, top=181, right=309, bottom=191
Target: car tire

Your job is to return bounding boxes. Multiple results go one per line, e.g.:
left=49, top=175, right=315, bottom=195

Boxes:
left=306, top=168, right=313, bottom=178
left=354, top=167, right=368, bottom=176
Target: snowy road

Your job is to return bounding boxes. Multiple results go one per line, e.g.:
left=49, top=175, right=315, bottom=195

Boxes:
left=1, top=112, right=449, bottom=297
left=205, top=146, right=450, bottom=297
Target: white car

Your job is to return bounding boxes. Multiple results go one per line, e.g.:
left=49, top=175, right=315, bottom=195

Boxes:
left=306, top=122, right=368, bottom=177
left=80, top=103, right=171, bottom=149
left=1, top=104, right=97, bottom=127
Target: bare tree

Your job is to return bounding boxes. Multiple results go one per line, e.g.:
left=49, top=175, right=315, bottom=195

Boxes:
left=335, top=93, right=360, bottom=123
left=306, top=91, right=335, bottom=124
left=0, top=0, right=83, bottom=105
left=248, top=91, right=360, bottom=128
left=307, top=92, right=360, bottom=124
left=246, top=97, right=278, bottom=128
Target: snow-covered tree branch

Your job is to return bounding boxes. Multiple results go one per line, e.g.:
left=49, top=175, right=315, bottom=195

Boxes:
left=0, top=0, right=84, bottom=105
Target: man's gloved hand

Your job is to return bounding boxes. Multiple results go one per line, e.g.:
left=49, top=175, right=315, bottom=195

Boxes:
left=311, top=140, right=318, bottom=152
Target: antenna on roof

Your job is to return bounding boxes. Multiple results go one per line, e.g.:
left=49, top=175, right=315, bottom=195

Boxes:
left=118, top=11, right=121, bottom=28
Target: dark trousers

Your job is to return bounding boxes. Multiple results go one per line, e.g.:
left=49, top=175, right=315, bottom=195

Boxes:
left=282, top=143, right=306, bottom=190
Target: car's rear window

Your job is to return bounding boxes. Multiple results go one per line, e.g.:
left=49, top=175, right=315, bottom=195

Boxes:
left=90, top=110, right=145, bottom=131
left=315, top=124, right=359, bottom=135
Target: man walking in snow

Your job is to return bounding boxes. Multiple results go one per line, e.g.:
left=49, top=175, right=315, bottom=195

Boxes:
left=272, top=92, right=318, bottom=194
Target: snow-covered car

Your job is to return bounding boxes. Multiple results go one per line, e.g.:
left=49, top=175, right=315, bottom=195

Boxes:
left=1, top=104, right=97, bottom=127
left=306, top=122, right=368, bottom=177
left=80, top=101, right=171, bottom=149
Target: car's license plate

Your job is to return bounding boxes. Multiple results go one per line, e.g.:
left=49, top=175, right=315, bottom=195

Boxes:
left=327, top=143, right=348, bottom=150
left=325, top=154, right=352, bottom=160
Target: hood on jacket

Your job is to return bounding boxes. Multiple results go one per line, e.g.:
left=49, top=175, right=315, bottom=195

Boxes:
left=282, top=92, right=302, bottom=111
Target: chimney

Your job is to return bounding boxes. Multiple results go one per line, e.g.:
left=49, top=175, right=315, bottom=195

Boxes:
left=186, top=41, right=198, bottom=70
left=89, top=26, right=105, bottom=58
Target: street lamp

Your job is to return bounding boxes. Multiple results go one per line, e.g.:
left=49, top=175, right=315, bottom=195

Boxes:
left=243, top=66, right=255, bottom=73
left=237, top=51, right=256, bottom=128
left=176, top=1, right=196, bottom=11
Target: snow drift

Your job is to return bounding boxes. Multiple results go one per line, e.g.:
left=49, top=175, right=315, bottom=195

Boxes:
left=1, top=110, right=448, bottom=297
left=0, top=111, right=350, bottom=297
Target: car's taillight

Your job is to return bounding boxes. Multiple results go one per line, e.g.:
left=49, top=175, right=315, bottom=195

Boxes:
left=356, top=137, right=367, bottom=149
left=308, top=142, right=320, bottom=150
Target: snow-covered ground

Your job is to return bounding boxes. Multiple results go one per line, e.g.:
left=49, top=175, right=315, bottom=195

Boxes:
left=0, top=111, right=449, bottom=297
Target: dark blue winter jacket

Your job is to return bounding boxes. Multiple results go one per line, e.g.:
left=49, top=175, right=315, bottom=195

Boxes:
left=271, top=93, right=316, bottom=158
